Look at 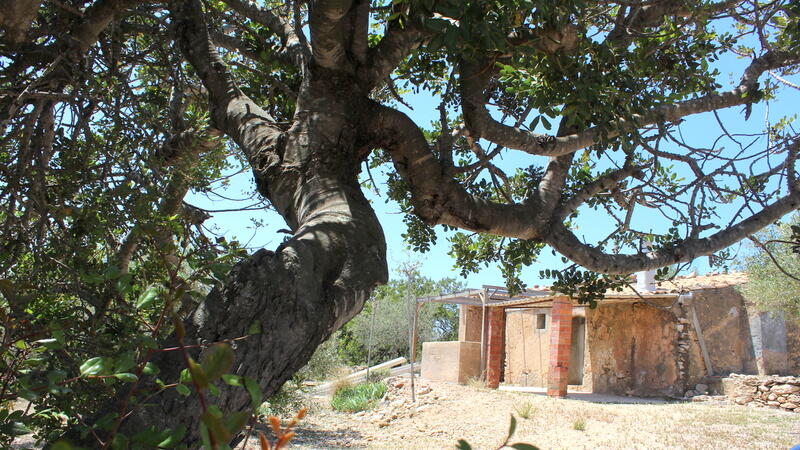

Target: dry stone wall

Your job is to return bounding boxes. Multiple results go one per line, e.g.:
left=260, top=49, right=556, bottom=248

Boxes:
left=722, top=373, right=800, bottom=412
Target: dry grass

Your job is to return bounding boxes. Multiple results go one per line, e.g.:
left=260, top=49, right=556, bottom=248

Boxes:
left=465, top=375, right=487, bottom=391
left=290, top=381, right=800, bottom=450
left=329, top=367, right=354, bottom=396
left=513, top=400, right=536, bottom=419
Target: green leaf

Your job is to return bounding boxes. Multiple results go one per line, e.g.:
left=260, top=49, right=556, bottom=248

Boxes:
left=136, top=286, right=160, bottom=309
left=93, top=413, right=118, bottom=431
left=180, top=368, right=191, bottom=383
left=507, top=415, right=517, bottom=441
left=201, top=411, right=231, bottom=444
left=210, top=263, right=233, bottom=279
left=201, top=343, right=234, bottom=381
left=221, top=374, right=243, bottom=386
left=140, top=335, right=159, bottom=350
left=207, top=405, right=223, bottom=419
left=80, top=357, right=108, bottom=376
left=200, top=422, right=212, bottom=449
left=188, top=358, right=209, bottom=389
left=111, top=433, right=130, bottom=450
left=10, top=421, right=31, bottom=436
left=223, top=411, right=250, bottom=436
left=158, top=425, right=187, bottom=448
left=510, top=444, right=540, bottom=450
left=114, top=352, right=136, bottom=373
left=116, top=273, right=133, bottom=294
left=244, top=376, right=262, bottom=408
left=175, top=384, right=191, bottom=396
left=35, top=338, right=62, bottom=350
left=114, top=373, right=138, bottom=383
left=455, top=439, right=473, bottom=450
left=142, top=362, right=159, bottom=375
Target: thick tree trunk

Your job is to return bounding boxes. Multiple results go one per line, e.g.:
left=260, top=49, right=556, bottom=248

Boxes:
left=70, top=76, right=388, bottom=446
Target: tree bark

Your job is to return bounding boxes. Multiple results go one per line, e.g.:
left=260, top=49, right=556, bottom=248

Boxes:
left=112, top=94, right=387, bottom=444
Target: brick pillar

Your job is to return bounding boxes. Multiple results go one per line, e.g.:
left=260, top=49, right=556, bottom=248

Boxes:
left=485, top=307, right=506, bottom=389
left=547, top=296, right=573, bottom=397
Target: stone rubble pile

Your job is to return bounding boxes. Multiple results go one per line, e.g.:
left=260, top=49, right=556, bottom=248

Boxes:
left=721, top=374, right=800, bottom=412
left=684, top=382, right=727, bottom=402
left=354, top=376, right=439, bottom=428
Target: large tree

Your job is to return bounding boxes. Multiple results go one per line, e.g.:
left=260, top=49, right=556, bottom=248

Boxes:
left=1, top=0, right=799, bottom=446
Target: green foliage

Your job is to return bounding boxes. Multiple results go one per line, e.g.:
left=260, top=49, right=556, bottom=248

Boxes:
left=260, top=383, right=308, bottom=419
left=296, top=335, right=346, bottom=382
left=365, top=368, right=392, bottom=383
left=330, top=381, right=387, bottom=413
left=456, top=415, right=539, bottom=450
left=540, top=268, right=628, bottom=307
left=739, top=214, right=800, bottom=319
left=337, top=268, right=463, bottom=365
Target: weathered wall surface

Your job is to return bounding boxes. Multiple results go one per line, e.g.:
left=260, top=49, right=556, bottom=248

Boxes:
left=420, top=341, right=481, bottom=383
left=458, top=305, right=483, bottom=342
left=691, top=287, right=757, bottom=377
left=504, top=308, right=550, bottom=387
left=504, top=307, right=592, bottom=390
left=748, top=311, right=790, bottom=375
left=587, top=301, right=682, bottom=397
left=786, top=320, right=800, bottom=375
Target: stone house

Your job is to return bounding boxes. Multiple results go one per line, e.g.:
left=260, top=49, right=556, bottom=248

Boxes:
left=418, top=272, right=800, bottom=398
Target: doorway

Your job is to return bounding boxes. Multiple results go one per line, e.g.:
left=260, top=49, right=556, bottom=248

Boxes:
left=568, top=316, right=586, bottom=384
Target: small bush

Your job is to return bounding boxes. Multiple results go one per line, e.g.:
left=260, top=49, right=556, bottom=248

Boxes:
left=262, top=383, right=308, bottom=418
left=465, top=375, right=486, bottom=390
left=330, top=381, right=387, bottom=412
left=297, top=334, right=345, bottom=381
left=573, top=417, right=586, bottom=431
left=365, top=368, right=391, bottom=383
left=330, top=374, right=353, bottom=397
left=513, top=400, right=536, bottom=419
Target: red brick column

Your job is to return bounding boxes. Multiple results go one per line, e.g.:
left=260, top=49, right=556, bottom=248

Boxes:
left=485, top=307, right=506, bottom=389
left=547, top=296, right=573, bottom=397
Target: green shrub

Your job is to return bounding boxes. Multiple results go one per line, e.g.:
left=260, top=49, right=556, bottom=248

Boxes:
left=330, top=381, right=387, bottom=412
left=297, top=334, right=345, bottom=381
left=365, top=368, right=391, bottom=383
left=573, top=417, right=586, bottom=431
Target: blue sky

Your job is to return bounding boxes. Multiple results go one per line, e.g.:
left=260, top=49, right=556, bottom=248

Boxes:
left=186, top=28, right=800, bottom=289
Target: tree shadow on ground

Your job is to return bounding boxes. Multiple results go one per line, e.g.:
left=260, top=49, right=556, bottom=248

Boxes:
left=246, top=422, right=367, bottom=449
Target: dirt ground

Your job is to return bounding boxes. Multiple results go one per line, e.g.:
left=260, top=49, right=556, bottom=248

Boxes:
left=257, top=376, right=800, bottom=449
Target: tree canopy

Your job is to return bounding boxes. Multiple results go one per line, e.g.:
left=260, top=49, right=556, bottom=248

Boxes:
left=1, top=0, right=800, bottom=446
left=740, top=213, right=800, bottom=319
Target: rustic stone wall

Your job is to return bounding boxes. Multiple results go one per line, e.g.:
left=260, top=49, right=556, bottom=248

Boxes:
left=587, top=300, right=683, bottom=397
left=721, top=373, right=800, bottom=412
left=689, top=287, right=757, bottom=376
left=785, top=320, right=800, bottom=374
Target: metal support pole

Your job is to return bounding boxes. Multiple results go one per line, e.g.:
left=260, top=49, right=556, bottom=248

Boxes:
left=479, top=289, right=488, bottom=380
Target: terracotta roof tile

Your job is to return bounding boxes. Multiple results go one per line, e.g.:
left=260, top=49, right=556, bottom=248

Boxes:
left=608, top=271, right=748, bottom=296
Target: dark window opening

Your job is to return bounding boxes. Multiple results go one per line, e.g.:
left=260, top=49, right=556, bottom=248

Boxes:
left=535, top=313, right=547, bottom=330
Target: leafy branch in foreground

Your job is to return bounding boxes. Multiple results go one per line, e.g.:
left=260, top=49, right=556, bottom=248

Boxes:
left=456, top=415, right=539, bottom=450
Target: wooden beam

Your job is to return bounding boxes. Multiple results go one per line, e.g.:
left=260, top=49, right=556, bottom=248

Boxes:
left=689, top=303, right=714, bottom=377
